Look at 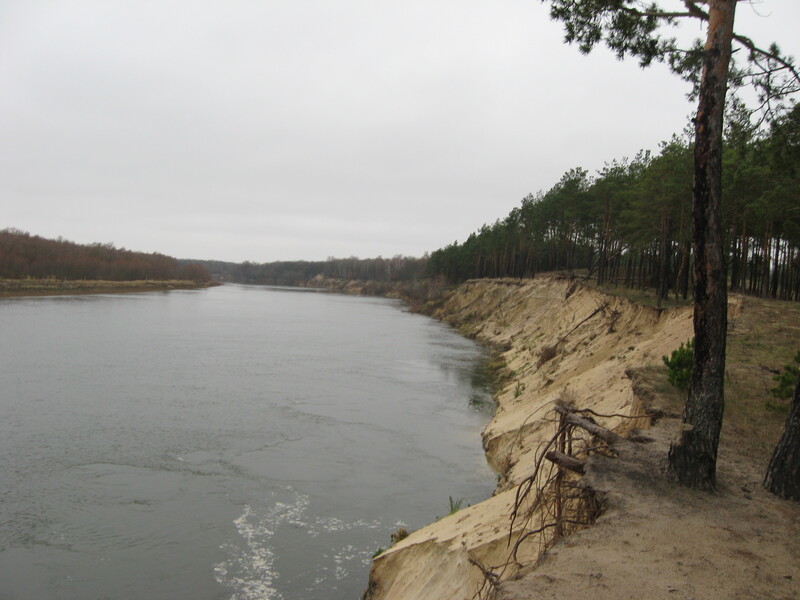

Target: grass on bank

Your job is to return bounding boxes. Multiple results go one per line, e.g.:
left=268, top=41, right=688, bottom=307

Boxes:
left=724, top=295, right=800, bottom=460
left=633, top=293, right=800, bottom=464
left=570, top=270, right=797, bottom=460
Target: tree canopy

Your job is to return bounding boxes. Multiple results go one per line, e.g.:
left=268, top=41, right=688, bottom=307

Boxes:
left=0, top=229, right=211, bottom=282
left=428, top=104, right=800, bottom=301
left=432, top=0, right=798, bottom=491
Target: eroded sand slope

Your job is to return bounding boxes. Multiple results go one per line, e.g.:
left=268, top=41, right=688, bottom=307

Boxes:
left=365, top=276, right=800, bottom=599
left=363, top=276, right=714, bottom=599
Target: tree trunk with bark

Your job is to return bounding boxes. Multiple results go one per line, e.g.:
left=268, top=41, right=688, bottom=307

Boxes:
left=668, top=0, right=735, bottom=490
left=764, top=375, right=800, bottom=500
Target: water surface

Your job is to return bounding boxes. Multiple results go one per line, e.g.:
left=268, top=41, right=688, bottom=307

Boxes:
left=0, top=284, right=494, bottom=599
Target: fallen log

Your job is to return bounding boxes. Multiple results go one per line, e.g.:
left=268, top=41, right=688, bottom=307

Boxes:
left=545, top=450, right=586, bottom=474
left=554, top=405, right=622, bottom=444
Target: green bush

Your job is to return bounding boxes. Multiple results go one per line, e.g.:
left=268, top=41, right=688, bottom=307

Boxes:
left=771, top=350, right=800, bottom=399
left=662, top=339, right=694, bottom=390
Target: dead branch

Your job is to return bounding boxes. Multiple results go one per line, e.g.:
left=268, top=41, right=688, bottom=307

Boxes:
left=572, top=407, right=651, bottom=420
left=537, top=302, right=609, bottom=369
left=469, top=555, right=500, bottom=586
left=545, top=450, right=586, bottom=474
left=554, top=405, right=622, bottom=444
left=561, top=302, right=608, bottom=341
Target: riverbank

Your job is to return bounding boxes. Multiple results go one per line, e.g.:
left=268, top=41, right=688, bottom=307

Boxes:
left=298, top=274, right=446, bottom=312
left=362, top=275, right=800, bottom=600
left=0, top=278, right=220, bottom=298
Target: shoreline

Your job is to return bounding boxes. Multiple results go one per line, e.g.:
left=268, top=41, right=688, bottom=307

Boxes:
left=361, top=275, right=800, bottom=600
left=0, top=278, right=220, bottom=298
left=362, top=275, right=683, bottom=599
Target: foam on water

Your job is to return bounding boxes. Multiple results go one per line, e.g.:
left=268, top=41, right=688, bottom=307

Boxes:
left=215, top=487, right=394, bottom=599
left=215, top=505, right=280, bottom=600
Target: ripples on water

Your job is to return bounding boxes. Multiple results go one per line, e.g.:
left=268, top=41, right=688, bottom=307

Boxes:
left=0, top=285, right=494, bottom=599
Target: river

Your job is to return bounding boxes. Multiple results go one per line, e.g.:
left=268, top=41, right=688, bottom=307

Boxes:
left=0, top=284, right=494, bottom=599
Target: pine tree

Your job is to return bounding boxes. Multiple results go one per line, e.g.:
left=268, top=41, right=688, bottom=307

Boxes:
left=541, top=0, right=799, bottom=489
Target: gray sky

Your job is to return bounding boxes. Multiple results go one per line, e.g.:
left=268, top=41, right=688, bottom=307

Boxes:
left=2, top=1, right=798, bottom=263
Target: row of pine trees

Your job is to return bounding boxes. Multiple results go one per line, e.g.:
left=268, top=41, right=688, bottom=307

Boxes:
left=427, top=105, right=800, bottom=302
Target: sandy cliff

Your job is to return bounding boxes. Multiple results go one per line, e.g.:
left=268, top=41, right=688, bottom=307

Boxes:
left=362, top=276, right=695, bottom=599
left=363, top=275, right=800, bottom=600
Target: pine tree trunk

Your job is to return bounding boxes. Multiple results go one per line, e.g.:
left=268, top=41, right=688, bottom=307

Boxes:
left=764, top=375, right=800, bottom=500
left=657, top=211, right=672, bottom=304
left=668, top=0, right=735, bottom=490
left=762, top=224, right=773, bottom=297
left=771, top=237, right=782, bottom=299
left=739, top=215, right=748, bottom=293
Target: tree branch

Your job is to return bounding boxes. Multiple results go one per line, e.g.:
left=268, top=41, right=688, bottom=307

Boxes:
left=732, top=33, right=800, bottom=87
left=545, top=450, right=587, bottom=474
left=682, top=1, right=710, bottom=21
left=619, top=6, right=694, bottom=19
left=618, top=1, right=800, bottom=87
left=553, top=405, right=622, bottom=444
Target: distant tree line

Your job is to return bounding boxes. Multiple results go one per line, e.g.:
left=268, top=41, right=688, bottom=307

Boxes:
left=0, top=229, right=211, bottom=282
left=427, top=105, right=800, bottom=302
left=198, top=255, right=428, bottom=286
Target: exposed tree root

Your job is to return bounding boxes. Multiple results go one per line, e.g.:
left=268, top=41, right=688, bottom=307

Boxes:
left=470, top=404, right=648, bottom=599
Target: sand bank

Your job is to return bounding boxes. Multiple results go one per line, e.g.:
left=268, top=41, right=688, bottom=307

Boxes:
left=0, top=278, right=219, bottom=297
left=363, top=275, right=800, bottom=600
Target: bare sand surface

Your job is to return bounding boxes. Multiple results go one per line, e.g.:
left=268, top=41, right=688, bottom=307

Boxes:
left=498, top=412, right=800, bottom=600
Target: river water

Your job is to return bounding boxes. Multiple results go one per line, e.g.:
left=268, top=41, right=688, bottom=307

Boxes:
left=0, top=284, right=494, bottom=600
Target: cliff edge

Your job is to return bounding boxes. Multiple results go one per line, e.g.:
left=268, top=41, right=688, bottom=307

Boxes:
left=363, top=276, right=800, bottom=600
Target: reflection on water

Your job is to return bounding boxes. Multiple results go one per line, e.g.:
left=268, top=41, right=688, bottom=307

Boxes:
left=0, top=285, right=494, bottom=600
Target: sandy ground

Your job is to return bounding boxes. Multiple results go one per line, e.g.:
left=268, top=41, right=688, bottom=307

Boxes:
left=498, top=414, right=800, bottom=600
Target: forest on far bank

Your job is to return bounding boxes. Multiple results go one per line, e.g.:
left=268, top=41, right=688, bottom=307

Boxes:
left=0, top=229, right=211, bottom=282
left=195, top=255, right=429, bottom=287
left=427, top=105, right=800, bottom=302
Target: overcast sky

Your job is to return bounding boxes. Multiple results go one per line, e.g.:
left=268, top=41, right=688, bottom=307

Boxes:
left=2, top=1, right=798, bottom=263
